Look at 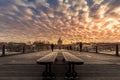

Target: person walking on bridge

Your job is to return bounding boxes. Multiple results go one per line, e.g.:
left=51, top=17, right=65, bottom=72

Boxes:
left=51, top=43, right=54, bottom=51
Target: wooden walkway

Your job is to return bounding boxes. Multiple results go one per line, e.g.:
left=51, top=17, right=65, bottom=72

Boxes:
left=1, top=64, right=120, bottom=80
left=0, top=50, right=120, bottom=80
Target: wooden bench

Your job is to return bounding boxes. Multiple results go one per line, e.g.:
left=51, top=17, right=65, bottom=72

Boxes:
left=36, top=51, right=58, bottom=79
left=62, top=52, right=84, bottom=79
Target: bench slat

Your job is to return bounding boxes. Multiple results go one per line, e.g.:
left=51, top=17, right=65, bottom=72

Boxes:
left=62, top=52, right=84, bottom=64
left=37, top=52, right=58, bottom=64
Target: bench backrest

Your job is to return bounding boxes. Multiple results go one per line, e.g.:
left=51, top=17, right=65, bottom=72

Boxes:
left=37, top=51, right=58, bottom=63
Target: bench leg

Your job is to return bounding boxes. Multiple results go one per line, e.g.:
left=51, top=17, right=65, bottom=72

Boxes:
left=62, top=58, right=65, bottom=62
left=65, top=64, right=78, bottom=79
left=42, top=63, right=55, bottom=79
left=65, top=63, right=72, bottom=78
left=71, top=64, right=78, bottom=78
left=42, top=64, right=49, bottom=77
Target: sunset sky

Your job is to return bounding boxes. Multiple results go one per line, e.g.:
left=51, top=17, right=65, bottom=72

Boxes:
left=0, top=0, right=120, bottom=44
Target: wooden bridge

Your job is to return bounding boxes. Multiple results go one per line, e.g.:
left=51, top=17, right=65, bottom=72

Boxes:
left=0, top=49, right=120, bottom=80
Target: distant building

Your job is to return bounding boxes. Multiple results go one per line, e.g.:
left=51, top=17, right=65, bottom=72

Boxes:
left=57, top=37, right=62, bottom=49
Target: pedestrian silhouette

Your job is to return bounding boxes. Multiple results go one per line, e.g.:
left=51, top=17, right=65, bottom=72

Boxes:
left=51, top=44, right=54, bottom=51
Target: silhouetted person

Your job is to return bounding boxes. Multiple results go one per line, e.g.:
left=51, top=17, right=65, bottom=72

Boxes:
left=79, top=42, right=82, bottom=52
left=51, top=44, right=54, bottom=51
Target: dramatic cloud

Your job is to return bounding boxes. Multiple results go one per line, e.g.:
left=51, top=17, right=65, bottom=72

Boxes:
left=0, top=0, right=120, bottom=44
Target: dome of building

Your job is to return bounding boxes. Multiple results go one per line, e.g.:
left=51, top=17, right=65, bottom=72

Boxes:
left=57, top=37, right=62, bottom=49
left=58, top=37, right=62, bottom=44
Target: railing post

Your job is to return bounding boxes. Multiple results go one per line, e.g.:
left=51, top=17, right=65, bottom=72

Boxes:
left=95, top=46, right=98, bottom=53
left=2, top=45, right=5, bottom=56
left=116, top=44, right=119, bottom=56
left=79, top=42, right=82, bottom=52
left=70, top=45, right=72, bottom=50
left=22, top=45, right=25, bottom=53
